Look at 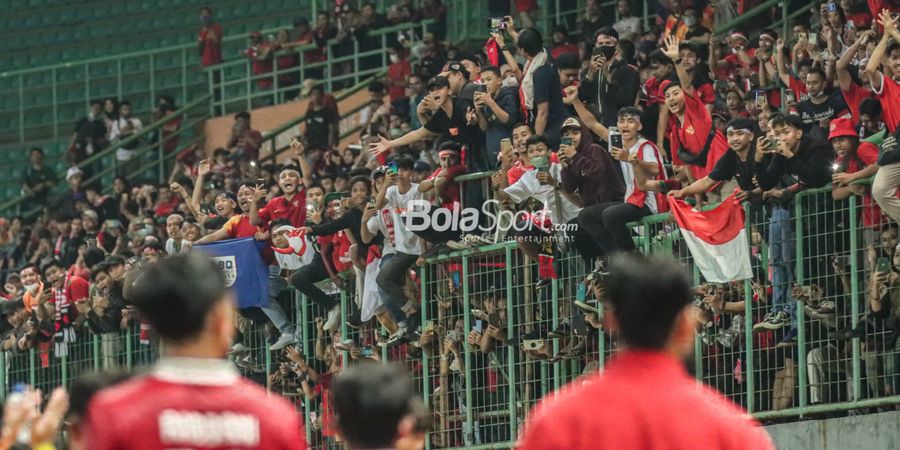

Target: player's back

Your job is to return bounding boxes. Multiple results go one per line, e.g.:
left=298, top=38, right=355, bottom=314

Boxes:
left=86, top=358, right=305, bottom=450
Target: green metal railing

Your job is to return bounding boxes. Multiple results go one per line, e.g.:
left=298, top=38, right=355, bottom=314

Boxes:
left=0, top=93, right=211, bottom=217
left=206, top=20, right=435, bottom=115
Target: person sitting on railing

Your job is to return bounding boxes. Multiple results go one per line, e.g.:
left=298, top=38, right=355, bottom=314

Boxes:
left=668, top=117, right=763, bottom=202
left=829, top=117, right=887, bottom=232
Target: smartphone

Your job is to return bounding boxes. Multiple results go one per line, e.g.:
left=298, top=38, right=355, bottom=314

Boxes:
left=387, top=161, right=398, bottom=174
left=474, top=83, right=487, bottom=93
left=360, top=346, right=374, bottom=357
left=784, top=89, right=795, bottom=105
left=489, top=312, right=501, bottom=326
left=576, top=283, right=587, bottom=301
left=877, top=257, right=891, bottom=273
left=571, top=313, right=588, bottom=336
left=609, top=128, right=623, bottom=149
left=754, top=90, right=767, bottom=108
left=500, top=138, right=513, bottom=154
left=827, top=2, right=838, bottom=12
left=447, top=330, right=459, bottom=342
left=451, top=271, right=461, bottom=288
left=593, top=45, right=615, bottom=60
left=808, top=33, right=817, bottom=46
left=522, top=339, right=544, bottom=351
left=474, top=320, right=484, bottom=333
left=560, top=136, right=573, bottom=146
left=424, top=320, right=434, bottom=333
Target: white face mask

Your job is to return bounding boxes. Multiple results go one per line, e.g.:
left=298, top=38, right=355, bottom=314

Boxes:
left=389, top=54, right=400, bottom=64
left=24, top=283, right=38, bottom=293
left=502, top=76, right=519, bottom=88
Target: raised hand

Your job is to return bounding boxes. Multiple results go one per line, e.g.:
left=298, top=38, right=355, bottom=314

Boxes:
left=562, top=85, right=579, bottom=105
left=290, top=137, right=305, bottom=158
left=662, top=35, right=680, bottom=61
left=368, top=135, right=393, bottom=156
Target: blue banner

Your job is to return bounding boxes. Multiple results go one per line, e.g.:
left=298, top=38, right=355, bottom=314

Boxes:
left=194, top=238, right=269, bottom=309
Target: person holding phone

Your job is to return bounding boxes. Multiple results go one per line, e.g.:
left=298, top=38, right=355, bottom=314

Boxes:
left=474, top=65, right=520, bottom=162
left=579, top=27, right=640, bottom=128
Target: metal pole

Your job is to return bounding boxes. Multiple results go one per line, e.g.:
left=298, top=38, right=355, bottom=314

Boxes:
left=420, top=259, right=432, bottom=450
left=51, top=68, right=58, bottom=138
left=149, top=54, right=156, bottom=115
left=18, top=74, right=24, bottom=143
left=180, top=48, right=188, bottom=110
left=505, top=246, right=517, bottom=442
left=743, top=202, right=755, bottom=413
left=461, top=255, right=474, bottom=444
left=795, top=195, right=807, bottom=411
left=848, top=194, right=861, bottom=401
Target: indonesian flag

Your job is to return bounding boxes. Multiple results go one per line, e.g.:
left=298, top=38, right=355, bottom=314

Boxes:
left=667, top=194, right=752, bottom=283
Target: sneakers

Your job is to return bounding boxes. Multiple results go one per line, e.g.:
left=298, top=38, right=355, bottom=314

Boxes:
left=753, top=311, right=790, bottom=331
left=775, top=328, right=797, bottom=348
left=574, top=299, right=601, bottom=314
left=228, top=342, right=248, bottom=355
left=547, top=321, right=571, bottom=338
left=269, top=333, right=295, bottom=351
left=323, top=305, right=341, bottom=331
left=446, top=239, right=471, bottom=251
left=379, top=323, right=408, bottom=347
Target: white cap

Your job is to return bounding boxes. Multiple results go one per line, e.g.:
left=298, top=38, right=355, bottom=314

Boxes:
left=66, top=166, right=84, bottom=181
left=274, top=225, right=296, bottom=235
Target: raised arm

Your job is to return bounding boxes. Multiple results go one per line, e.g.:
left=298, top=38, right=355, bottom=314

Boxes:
left=368, top=127, right=436, bottom=156
left=562, top=86, right=608, bottom=141
left=663, top=36, right=694, bottom=96
left=775, top=38, right=793, bottom=87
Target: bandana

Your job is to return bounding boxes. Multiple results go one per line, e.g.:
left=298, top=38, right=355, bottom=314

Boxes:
left=726, top=126, right=754, bottom=135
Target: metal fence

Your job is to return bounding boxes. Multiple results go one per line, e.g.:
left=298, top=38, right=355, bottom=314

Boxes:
left=4, top=183, right=899, bottom=449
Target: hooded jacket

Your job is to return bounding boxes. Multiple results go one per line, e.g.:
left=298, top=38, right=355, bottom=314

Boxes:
left=559, top=119, right=625, bottom=206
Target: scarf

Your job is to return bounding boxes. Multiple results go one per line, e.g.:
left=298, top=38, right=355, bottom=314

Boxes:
left=519, top=49, right=549, bottom=120
left=53, top=274, right=77, bottom=358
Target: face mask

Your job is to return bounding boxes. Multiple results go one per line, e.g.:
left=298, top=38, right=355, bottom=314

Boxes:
left=24, top=283, right=38, bottom=293
left=683, top=16, right=697, bottom=27
left=502, top=76, right=519, bottom=88
left=389, top=54, right=400, bottom=64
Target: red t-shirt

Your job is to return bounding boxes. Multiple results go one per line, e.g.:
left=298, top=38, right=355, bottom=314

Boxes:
left=695, top=82, right=715, bottom=105
left=428, top=164, right=467, bottom=210
left=642, top=77, right=665, bottom=106
left=788, top=75, right=809, bottom=101
left=198, top=24, right=223, bottom=67
left=87, top=361, right=306, bottom=449
left=839, top=142, right=888, bottom=228
left=669, top=87, right=729, bottom=180
left=387, top=60, right=412, bottom=102
left=550, top=43, right=580, bottom=60
left=517, top=351, right=774, bottom=450
left=224, top=214, right=276, bottom=265
left=257, top=192, right=308, bottom=229
left=515, top=0, right=538, bottom=12
left=154, top=196, right=181, bottom=217
left=249, top=43, right=274, bottom=89
left=875, top=73, right=900, bottom=133
left=842, top=83, right=874, bottom=126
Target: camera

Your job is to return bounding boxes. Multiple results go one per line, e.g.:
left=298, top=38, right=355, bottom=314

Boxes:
left=522, top=339, right=544, bottom=351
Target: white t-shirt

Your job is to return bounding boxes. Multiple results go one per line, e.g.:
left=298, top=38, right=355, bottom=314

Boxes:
left=384, top=183, right=424, bottom=255
left=109, top=117, right=144, bottom=161
left=273, top=234, right=315, bottom=270
left=367, top=209, right=397, bottom=255
left=165, top=238, right=188, bottom=255
left=503, top=163, right=581, bottom=226
left=620, top=138, right=661, bottom=214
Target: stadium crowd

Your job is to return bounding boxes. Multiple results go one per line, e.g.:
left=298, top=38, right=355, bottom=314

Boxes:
left=5, top=0, right=900, bottom=448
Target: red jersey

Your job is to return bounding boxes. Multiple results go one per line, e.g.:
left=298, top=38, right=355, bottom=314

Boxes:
left=428, top=164, right=467, bottom=210
left=517, top=351, right=773, bottom=450
left=839, top=142, right=888, bottom=228
left=842, top=83, right=874, bottom=125
left=258, top=192, right=307, bottom=228
left=642, top=77, right=665, bottom=106
left=319, top=231, right=352, bottom=273
left=387, top=59, right=412, bottom=102
left=695, top=81, right=715, bottom=105
left=225, top=214, right=275, bottom=265
left=669, top=87, right=729, bottom=180
left=507, top=160, right=534, bottom=185
left=249, top=43, right=274, bottom=89
left=874, top=73, right=900, bottom=132
left=198, top=24, right=223, bottom=66
left=87, top=358, right=305, bottom=450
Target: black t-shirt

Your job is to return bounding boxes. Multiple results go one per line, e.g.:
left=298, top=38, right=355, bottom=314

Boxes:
left=708, top=147, right=757, bottom=191
left=305, top=107, right=334, bottom=150
left=795, top=91, right=849, bottom=137
left=527, top=63, right=566, bottom=147
left=425, top=97, right=479, bottom=147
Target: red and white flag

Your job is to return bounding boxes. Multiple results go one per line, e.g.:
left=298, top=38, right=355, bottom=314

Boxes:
left=667, top=195, right=752, bottom=283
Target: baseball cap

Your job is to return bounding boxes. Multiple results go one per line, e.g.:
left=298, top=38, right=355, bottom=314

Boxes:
left=560, top=117, right=581, bottom=133
left=66, top=166, right=84, bottom=182
left=446, top=60, right=470, bottom=80
left=413, top=161, right=432, bottom=172
left=828, top=117, right=858, bottom=140
left=427, top=75, right=450, bottom=90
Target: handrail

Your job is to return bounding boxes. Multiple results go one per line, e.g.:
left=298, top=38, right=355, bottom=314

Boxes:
left=712, top=0, right=784, bottom=35
left=0, top=94, right=211, bottom=215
